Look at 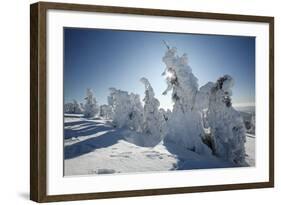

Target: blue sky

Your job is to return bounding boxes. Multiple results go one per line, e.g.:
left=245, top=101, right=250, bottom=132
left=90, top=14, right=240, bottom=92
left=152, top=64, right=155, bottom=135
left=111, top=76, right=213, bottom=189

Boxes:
left=64, top=28, right=255, bottom=109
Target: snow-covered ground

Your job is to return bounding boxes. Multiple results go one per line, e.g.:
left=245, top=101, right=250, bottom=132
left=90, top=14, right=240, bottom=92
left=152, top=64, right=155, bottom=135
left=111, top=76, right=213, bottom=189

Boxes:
left=64, top=116, right=255, bottom=176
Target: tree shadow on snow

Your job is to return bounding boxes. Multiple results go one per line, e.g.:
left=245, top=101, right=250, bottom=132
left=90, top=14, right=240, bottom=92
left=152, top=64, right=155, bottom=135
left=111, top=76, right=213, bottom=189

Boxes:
left=64, top=121, right=109, bottom=140
left=123, top=131, right=162, bottom=148
left=64, top=122, right=124, bottom=159
left=163, top=138, right=234, bottom=170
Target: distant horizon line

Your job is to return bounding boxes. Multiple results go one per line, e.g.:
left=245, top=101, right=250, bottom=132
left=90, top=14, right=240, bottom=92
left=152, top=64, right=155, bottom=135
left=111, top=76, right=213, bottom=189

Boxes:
left=64, top=97, right=255, bottom=110
left=233, top=102, right=255, bottom=108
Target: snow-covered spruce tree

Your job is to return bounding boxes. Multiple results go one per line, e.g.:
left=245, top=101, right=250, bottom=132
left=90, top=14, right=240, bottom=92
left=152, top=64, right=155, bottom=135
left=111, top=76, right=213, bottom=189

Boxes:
left=207, top=75, right=246, bottom=165
left=80, top=103, right=85, bottom=113
left=108, top=88, right=131, bottom=128
left=108, top=88, right=143, bottom=131
left=193, top=82, right=216, bottom=145
left=72, top=99, right=83, bottom=114
left=249, top=114, right=255, bottom=134
left=83, top=88, right=99, bottom=118
left=194, top=82, right=216, bottom=111
left=64, top=100, right=83, bottom=114
left=159, top=108, right=172, bottom=123
left=64, top=102, right=74, bottom=114
left=162, top=46, right=211, bottom=155
left=128, top=93, right=144, bottom=132
left=99, top=104, right=113, bottom=120
left=140, top=77, right=166, bottom=145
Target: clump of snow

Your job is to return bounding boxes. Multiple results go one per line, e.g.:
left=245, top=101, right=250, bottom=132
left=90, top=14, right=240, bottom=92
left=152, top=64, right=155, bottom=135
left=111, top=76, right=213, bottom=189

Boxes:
left=194, top=82, right=215, bottom=110
left=96, top=168, right=116, bottom=174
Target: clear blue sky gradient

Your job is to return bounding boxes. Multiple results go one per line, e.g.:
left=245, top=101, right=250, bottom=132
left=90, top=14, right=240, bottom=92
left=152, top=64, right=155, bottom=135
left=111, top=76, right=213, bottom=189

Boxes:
left=64, top=28, right=255, bottom=109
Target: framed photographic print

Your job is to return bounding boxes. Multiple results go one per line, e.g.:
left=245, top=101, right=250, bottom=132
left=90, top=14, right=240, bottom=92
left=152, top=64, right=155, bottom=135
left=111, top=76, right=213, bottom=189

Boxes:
left=30, top=1, right=274, bottom=202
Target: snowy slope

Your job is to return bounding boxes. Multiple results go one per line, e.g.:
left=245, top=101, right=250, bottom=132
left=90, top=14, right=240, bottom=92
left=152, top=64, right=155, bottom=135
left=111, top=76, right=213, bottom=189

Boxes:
left=64, top=117, right=255, bottom=176
left=64, top=117, right=177, bottom=175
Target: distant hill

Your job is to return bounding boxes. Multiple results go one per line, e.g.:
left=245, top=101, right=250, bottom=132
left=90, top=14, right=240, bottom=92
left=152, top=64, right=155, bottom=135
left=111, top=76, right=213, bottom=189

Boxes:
left=234, top=105, right=255, bottom=114
left=234, top=106, right=255, bottom=134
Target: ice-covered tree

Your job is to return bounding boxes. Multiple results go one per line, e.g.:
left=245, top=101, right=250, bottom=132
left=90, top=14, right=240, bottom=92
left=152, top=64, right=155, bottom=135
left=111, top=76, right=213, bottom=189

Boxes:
left=80, top=103, right=85, bottom=112
left=128, top=93, right=144, bottom=132
left=99, top=104, right=113, bottom=120
left=84, top=88, right=99, bottom=118
left=250, top=114, right=255, bottom=134
left=72, top=100, right=83, bottom=114
left=207, top=75, right=246, bottom=165
left=242, top=111, right=255, bottom=135
left=108, top=88, right=130, bottom=128
left=140, top=77, right=166, bottom=145
left=108, top=88, right=143, bottom=131
left=194, top=82, right=216, bottom=111
left=162, top=46, right=212, bottom=155
left=159, top=108, right=172, bottom=122
left=64, top=102, right=74, bottom=114
left=64, top=100, right=83, bottom=114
